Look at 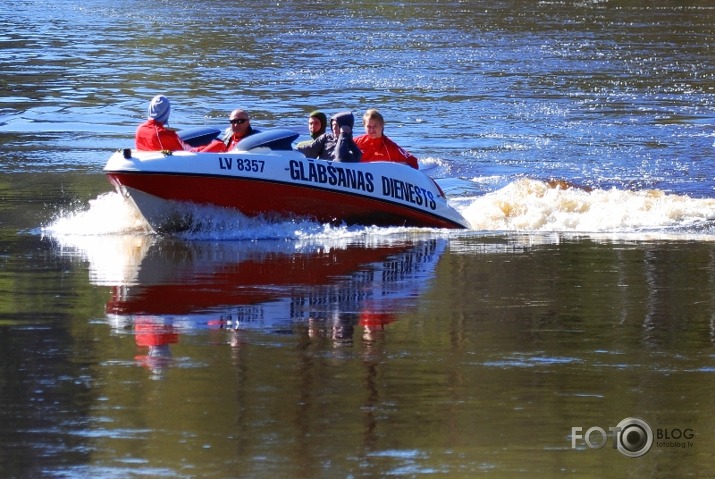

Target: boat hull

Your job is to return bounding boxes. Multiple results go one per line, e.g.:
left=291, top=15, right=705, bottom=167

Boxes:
left=104, top=144, right=470, bottom=231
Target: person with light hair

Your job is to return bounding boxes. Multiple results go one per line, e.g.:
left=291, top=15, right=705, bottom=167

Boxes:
left=354, top=109, right=419, bottom=169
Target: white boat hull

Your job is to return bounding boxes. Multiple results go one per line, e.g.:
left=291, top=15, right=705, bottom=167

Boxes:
left=104, top=129, right=471, bottom=231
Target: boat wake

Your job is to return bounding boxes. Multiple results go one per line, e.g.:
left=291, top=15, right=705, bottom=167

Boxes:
left=455, top=178, right=715, bottom=236
left=43, top=178, right=715, bottom=241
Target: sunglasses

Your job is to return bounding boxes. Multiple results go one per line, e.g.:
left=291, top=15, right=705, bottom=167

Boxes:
left=230, top=119, right=248, bottom=125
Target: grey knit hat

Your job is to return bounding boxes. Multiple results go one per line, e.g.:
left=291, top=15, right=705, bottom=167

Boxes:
left=148, top=95, right=171, bottom=125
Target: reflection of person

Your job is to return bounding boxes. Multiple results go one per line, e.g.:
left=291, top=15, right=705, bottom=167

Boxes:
left=133, top=316, right=179, bottom=380
left=200, top=109, right=259, bottom=152
left=135, top=95, right=194, bottom=151
left=360, top=311, right=396, bottom=344
left=296, top=110, right=328, bottom=149
left=354, top=108, right=419, bottom=169
left=296, top=111, right=362, bottom=163
left=332, top=312, right=357, bottom=345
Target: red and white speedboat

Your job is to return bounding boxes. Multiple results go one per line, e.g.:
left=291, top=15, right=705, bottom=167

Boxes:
left=104, top=128, right=471, bottom=232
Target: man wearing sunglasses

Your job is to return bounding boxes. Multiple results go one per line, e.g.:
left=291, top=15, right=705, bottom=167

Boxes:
left=201, top=109, right=259, bottom=152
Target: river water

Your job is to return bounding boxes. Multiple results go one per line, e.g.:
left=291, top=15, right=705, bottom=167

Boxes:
left=1, top=0, right=715, bottom=477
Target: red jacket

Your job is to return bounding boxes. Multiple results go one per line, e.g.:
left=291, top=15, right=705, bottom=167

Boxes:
left=354, top=134, right=419, bottom=169
left=135, top=119, right=188, bottom=151
left=200, top=133, right=245, bottom=153
left=198, top=128, right=259, bottom=152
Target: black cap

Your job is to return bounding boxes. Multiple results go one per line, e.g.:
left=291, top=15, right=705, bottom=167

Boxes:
left=331, top=111, right=354, bottom=129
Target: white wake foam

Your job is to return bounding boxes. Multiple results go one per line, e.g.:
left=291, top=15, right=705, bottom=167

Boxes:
left=42, top=180, right=715, bottom=241
left=458, top=178, right=715, bottom=233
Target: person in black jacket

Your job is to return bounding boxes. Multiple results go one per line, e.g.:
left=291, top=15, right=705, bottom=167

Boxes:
left=296, top=111, right=362, bottom=163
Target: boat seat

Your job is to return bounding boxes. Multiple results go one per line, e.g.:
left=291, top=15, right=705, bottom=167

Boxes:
left=177, top=127, right=222, bottom=147
left=235, top=128, right=300, bottom=152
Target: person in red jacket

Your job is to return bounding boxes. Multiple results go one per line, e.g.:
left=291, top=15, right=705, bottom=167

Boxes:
left=199, top=109, right=259, bottom=153
left=354, top=108, right=419, bottom=169
left=135, top=95, right=194, bottom=151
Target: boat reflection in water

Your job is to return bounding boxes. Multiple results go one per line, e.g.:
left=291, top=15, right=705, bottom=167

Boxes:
left=71, top=235, right=446, bottom=378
